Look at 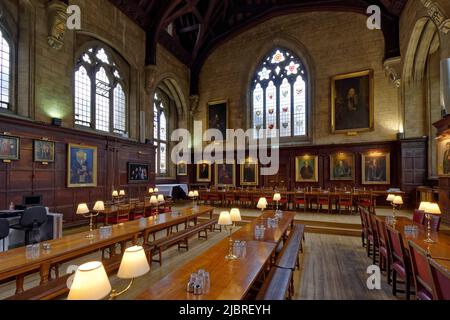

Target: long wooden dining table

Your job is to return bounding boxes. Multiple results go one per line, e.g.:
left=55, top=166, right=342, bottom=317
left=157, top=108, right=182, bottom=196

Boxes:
left=136, top=210, right=296, bottom=300
left=0, top=206, right=214, bottom=296
left=376, top=215, right=450, bottom=265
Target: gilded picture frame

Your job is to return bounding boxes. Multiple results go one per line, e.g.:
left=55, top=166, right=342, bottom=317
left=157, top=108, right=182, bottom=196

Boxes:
left=177, top=161, right=188, bottom=176
left=330, top=152, right=355, bottom=181
left=0, top=134, right=20, bottom=161
left=207, top=100, right=228, bottom=141
left=67, top=144, right=98, bottom=188
left=215, top=160, right=236, bottom=187
left=196, top=160, right=211, bottom=182
left=331, top=69, right=374, bottom=133
left=361, top=152, right=390, bottom=185
left=34, top=140, right=55, bottom=163
left=240, top=159, right=259, bottom=186
left=437, top=137, right=450, bottom=176
left=295, top=155, right=319, bottom=182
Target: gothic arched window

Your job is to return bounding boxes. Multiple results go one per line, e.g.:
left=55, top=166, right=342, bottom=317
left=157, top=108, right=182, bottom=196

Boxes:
left=154, top=91, right=168, bottom=176
left=74, top=47, right=127, bottom=135
left=251, top=48, right=308, bottom=138
left=0, top=28, right=11, bottom=110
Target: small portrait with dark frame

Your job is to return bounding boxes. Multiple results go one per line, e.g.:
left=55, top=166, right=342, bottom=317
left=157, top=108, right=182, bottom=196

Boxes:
left=0, top=134, right=19, bottom=161
left=197, top=161, right=211, bottom=182
left=208, top=100, right=227, bottom=140
left=240, top=159, right=258, bottom=186
left=177, top=161, right=188, bottom=176
left=361, top=152, right=390, bottom=185
left=215, top=161, right=235, bottom=187
left=34, top=140, right=55, bottom=163
left=128, top=163, right=150, bottom=183
left=330, top=152, right=354, bottom=181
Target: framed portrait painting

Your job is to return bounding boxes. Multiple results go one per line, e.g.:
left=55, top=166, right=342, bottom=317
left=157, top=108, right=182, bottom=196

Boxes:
left=331, top=70, right=374, bottom=133
left=361, top=152, right=390, bottom=185
left=330, top=152, right=355, bottom=181
left=67, top=144, right=97, bottom=188
left=196, top=161, right=211, bottom=182
left=34, top=140, right=55, bottom=163
left=215, top=161, right=236, bottom=187
left=295, top=155, right=318, bottom=182
left=437, top=138, right=450, bottom=176
left=128, top=163, right=149, bottom=183
left=240, top=159, right=258, bottom=186
left=208, top=100, right=227, bottom=140
left=0, top=134, right=19, bottom=161
left=177, top=161, right=188, bottom=176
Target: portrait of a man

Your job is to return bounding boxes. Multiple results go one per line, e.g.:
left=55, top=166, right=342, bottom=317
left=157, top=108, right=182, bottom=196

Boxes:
left=68, top=144, right=97, bottom=187
left=197, top=161, right=211, bottom=182
left=34, top=140, right=55, bottom=163
left=0, top=135, right=19, bottom=161
left=177, top=162, right=187, bottom=176
left=215, top=162, right=235, bottom=186
left=295, top=156, right=318, bottom=182
left=332, top=70, right=373, bottom=133
left=240, top=160, right=258, bottom=185
left=208, top=101, right=227, bottom=140
left=362, top=152, right=390, bottom=185
left=330, top=153, right=354, bottom=180
left=443, top=142, right=450, bottom=175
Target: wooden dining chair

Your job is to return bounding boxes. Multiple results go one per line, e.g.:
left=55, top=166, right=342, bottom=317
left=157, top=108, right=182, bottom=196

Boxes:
left=224, top=192, right=236, bottom=207
left=408, top=241, right=434, bottom=300
left=412, top=210, right=425, bottom=224
left=368, top=213, right=380, bottom=265
left=131, top=202, right=145, bottom=220
left=386, top=225, right=413, bottom=300
left=358, top=206, right=368, bottom=248
left=110, top=204, right=131, bottom=224
left=376, top=218, right=392, bottom=285
left=337, top=193, right=353, bottom=214
left=362, top=209, right=373, bottom=257
left=358, top=191, right=375, bottom=214
left=294, top=192, right=307, bottom=212
left=428, top=258, right=450, bottom=300
left=316, top=192, right=330, bottom=213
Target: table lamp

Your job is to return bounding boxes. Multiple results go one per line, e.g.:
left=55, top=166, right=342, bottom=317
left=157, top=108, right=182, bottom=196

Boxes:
left=86, top=200, right=104, bottom=238
left=68, top=245, right=150, bottom=300
left=193, top=190, right=199, bottom=208
left=418, top=201, right=430, bottom=212
left=150, top=195, right=159, bottom=220
left=273, top=193, right=281, bottom=211
left=188, top=191, right=195, bottom=207
left=76, top=203, right=95, bottom=239
left=424, top=202, right=441, bottom=244
left=154, top=188, right=159, bottom=193
left=119, top=190, right=125, bottom=203
left=230, top=208, right=241, bottom=226
left=148, top=188, right=154, bottom=194
left=257, top=197, right=267, bottom=213
left=392, top=196, right=403, bottom=220
left=218, top=211, right=236, bottom=260
left=112, top=190, right=119, bottom=202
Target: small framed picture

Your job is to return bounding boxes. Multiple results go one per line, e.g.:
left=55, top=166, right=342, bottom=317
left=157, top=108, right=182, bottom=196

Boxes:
left=437, top=138, right=450, bottom=176
left=0, top=134, right=20, bottom=161
left=215, top=161, right=236, bottom=187
left=330, top=152, right=355, bottom=181
left=196, top=161, right=211, bottom=182
left=177, top=161, right=188, bottom=176
left=295, top=155, right=318, bottom=182
left=34, top=140, right=55, bottom=163
left=128, top=163, right=150, bottom=183
left=208, top=100, right=228, bottom=141
left=361, top=152, right=390, bottom=185
left=240, top=159, right=259, bottom=186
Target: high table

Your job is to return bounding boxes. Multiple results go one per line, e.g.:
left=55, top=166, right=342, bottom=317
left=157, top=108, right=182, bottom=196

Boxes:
left=0, top=206, right=214, bottom=296
left=137, top=210, right=295, bottom=300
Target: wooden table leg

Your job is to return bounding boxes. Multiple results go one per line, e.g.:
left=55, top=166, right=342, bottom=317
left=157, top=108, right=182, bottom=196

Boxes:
left=15, top=274, right=25, bottom=294
left=120, top=241, right=126, bottom=254
left=40, top=263, right=51, bottom=285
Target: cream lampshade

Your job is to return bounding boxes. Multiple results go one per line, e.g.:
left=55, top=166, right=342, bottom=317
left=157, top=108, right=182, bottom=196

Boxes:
left=157, top=194, right=164, bottom=202
left=273, top=193, right=281, bottom=201
left=76, top=203, right=90, bottom=215
left=418, top=201, right=430, bottom=211
left=218, top=211, right=232, bottom=226
left=117, top=246, right=150, bottom=279
left=148, top=188, right=154, bottom=194
left=193, top=190, right=199, bottom=197
left=386, top=194, right=395, bottom=202
left=154, top=188, right=159, bottom=193
left=150, top=195, right=158, bottom=205
left=257, top=197, right=268, bottom=209
left=393, top=196, right=403, bottom=205
left=425, top=203, right=441, bottom=215
left=93, top=201, right=105, bottom=212
left=119, top=190, right=125, bottom=196
left=188, top=191, right=194, bottom=198
left=230, top=208, right=241, bottom=222
left=67, top=261, right=111, bottom=300
left=112, top=190, right=118, bottom=197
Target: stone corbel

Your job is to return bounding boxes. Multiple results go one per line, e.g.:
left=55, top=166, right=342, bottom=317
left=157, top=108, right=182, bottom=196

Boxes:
left=189, top=94, right=200, bottom=118
left=383, top=56, right=402, bottom=88
left=46, top=0, right=68, bottom=50
left=421, top=0, right=450, bottom=34
left=144, top=65, right=158, bottom=94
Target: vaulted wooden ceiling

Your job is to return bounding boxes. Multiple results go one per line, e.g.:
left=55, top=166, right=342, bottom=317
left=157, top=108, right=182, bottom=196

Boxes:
left=108, top=0, right=408, bottom=93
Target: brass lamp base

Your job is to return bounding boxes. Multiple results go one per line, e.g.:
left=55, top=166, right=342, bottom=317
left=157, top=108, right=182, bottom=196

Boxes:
left=225, top=253, right=237, bottom=260
left=424, top=238, right=436, bottom=244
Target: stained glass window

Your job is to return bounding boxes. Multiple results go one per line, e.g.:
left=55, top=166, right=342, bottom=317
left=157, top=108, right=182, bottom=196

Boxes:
left=0, top=29, right=11, bottom=110
left=74, top=46, right=127, bottom=135
left=251, top=47, right=308, bottom=138
left=154, top=91, right=169, bottom=176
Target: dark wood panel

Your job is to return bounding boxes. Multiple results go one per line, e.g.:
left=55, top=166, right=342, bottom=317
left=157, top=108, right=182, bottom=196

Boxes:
left=0, top=115, right=156, bottom=227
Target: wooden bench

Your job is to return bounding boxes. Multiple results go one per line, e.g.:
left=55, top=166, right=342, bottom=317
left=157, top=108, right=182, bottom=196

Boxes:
left=145, top=218, right=218, bottom=266
left=256, top=266, right=293, bottom=300
left=6, top=254, right=123, bottom=300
